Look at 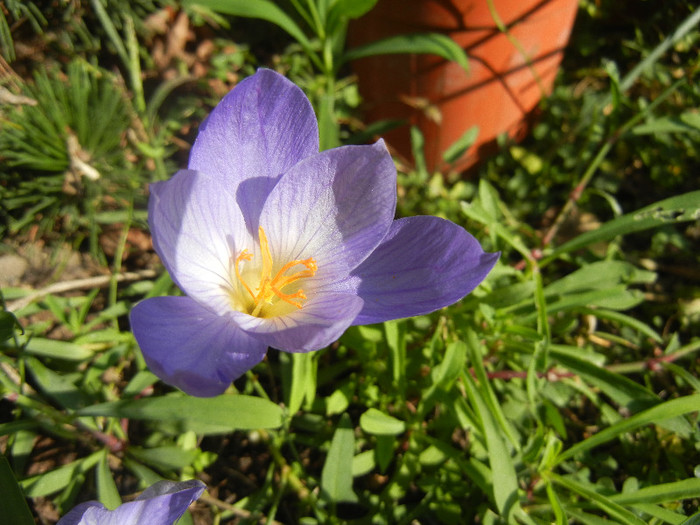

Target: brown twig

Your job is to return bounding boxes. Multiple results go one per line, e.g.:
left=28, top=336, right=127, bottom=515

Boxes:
left=7, top=269, right=158, bottom=312
left=198, top=494, right=283, bottom=525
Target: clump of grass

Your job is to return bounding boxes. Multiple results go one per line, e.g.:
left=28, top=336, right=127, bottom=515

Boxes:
left=1, top=60, right=135, bottom=249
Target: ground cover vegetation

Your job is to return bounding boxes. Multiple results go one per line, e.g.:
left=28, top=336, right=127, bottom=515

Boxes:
left=1, top=0, right=699, bottom=523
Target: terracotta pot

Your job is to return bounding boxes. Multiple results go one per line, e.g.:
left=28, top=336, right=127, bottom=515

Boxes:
left=348, top=0, right=579, bottom=173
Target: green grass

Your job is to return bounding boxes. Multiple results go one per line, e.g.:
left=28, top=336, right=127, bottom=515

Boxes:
left=1, top=0, right=699, bottom=523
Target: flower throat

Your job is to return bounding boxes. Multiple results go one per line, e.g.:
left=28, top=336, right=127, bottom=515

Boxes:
left=234, top=227, right=317, bottom=317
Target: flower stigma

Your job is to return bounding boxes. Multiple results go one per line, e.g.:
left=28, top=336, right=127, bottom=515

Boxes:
left=233, top=226, right=317, bottom=317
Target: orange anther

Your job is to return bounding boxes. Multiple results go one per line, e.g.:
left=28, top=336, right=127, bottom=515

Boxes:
left=233, top=227, right=317, bottom=317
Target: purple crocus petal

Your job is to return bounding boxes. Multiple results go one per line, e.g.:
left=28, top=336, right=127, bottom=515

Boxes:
left=259, top=140, right=397, bottom=283
left=149, top=169, right=251, bottom=316
left=130, top=297, right=267, bottom=397
left=234, top=293, right=364, bottom=352
left=57, top=480, right=205, bottom=525
left=189, top=69, right=319, bottom=231
left=345, top=216, right=500, bottom=325
left=57, top=502, right=104, bottom=525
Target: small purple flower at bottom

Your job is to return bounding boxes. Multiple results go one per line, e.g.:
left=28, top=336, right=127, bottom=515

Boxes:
left=57, top=479, right=205, bottom=525
left=130, top=69, right=499, bottom=397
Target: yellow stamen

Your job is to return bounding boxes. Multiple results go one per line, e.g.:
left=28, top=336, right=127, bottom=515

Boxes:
left=234, top=226, right=317, bottom=317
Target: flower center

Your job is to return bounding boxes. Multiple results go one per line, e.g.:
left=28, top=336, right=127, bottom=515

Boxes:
left=233, top=226, right=317, bottom=317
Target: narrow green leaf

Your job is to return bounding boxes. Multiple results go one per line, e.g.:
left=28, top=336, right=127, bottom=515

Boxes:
left=466, top=332, right=520, bottom=449
left=14, top=336, right=93, bottom=361
left=565, top=507, right=627, bottom=525
left=550, top=346, right=659, bottom=411
left=442, top=125, right=479, bottom=164
left=123, top=458, right=162, bottom=487
left=463, top=370, right=518, bottom=519
left=544, top=261, right=655, bottom=297
left=579, top=307, right=662, bottom=343
left=432, top=340, right=467, bottom=391
left=0, top=454, right=34, bottom=525
left=188, top=0, right=313, bottom=53
left=122, top=371, right=159, bottom=398
left=25, top=356, right=89, bottom=410
left=419, top=339, right=467, bottom=417
left=343, top=33, right=469, bottom=71
left=633, top=115, right=700, bottom=135
left=478, top=179, right=502, bottom=222
left=89, top=0, right=129, bottom=67
left=610, top=477, right=700, bottom=505
left=96, top=453, right=121, bottom=510
left=550, top=345, right=691, bottom=436
left=545, top=191, right=700, bottom=261
left=321, top=414, right=358, bottom=503
left=288, top=352, right=317, bottom=415
left=681, top=511, right=700, bottom=525
left=556, top=394, right=700, bottom=464
left=328, top=0, right=377, bottom=19
left=360, top=408, right=405, bottom=436
left=0, top=310, right=22, bottom=341
left=327, top=0, right=378, bottom=36
left=77, top=394, right=283, bottom=432
left=20, top=451, right=101, bottom=497
left=630, top=503, right=686, bottom=524
left=385, top=320, right=406, bottom=396
left=550, top=473, right=647, bottom=525
left=128, top=446, right=198, bottom=471
left=0, top=421, right=39, bottom=438
left=318, top=92, right=340, bottom=151
left=546, top=482, right=567, bottom=525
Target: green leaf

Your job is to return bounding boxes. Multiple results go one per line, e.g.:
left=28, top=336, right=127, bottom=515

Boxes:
left=442, top=126, right=480, bottom=164
left=328, top=0, right=377, bottom=19
left=187, top=0, right=313, bottom=53
left=122, top=371, right=159, bottom=398
left=321, top=413, right=358, bottom=503
left=360, top=408, right=405, bottom=436
left=0, top=310, right=22, bottom=341
left=555, top=394, right=700, bottom=465
left=0, top=454, right=34, bottom=525
left=327, top=0, right=378, bottom=35
left=550, top=473, right=647, bottom=525
left=343, top=33, right=469, bottom=71
left=385, top=320, right=406, bottom=396
left=546, top=481, right=567, bottom=525
left=610, top=477, right=700, bottom=505
left=20, top=451, right=101, bottom=497
left=96, top=453, right=121, bottom=510
left=77, top=394, right=283, bottom=433
left=579, top=307, right=662, bottom=343
left=633, top=114, right=700, bottom=135
left=431, top=340, right=467, bottom=391
left=550, top=345, right=691, bottom=435
left=544, top=261, right=655, bottom=297
left=466, top=332, right=519, bottom=449
left=681, top=511, right=700, bottom=525
left=287, top=352, right=318, bottom=415
left=24, top=356, right=89, bottom=410
left=318, top=92, right=340, bottom=151
left=129, top=446, right=198, bottom=471
left=545, top=191, right=700, bottom=261
left=463, top=370, right=518, bottom=519
left=352, top=450, right=375, bottom=477
left=630, top=503, right=687, bottom=525
left=12, top=335, right=93, bottom=361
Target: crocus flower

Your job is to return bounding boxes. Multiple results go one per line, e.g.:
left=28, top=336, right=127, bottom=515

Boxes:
left=57, top=479, right=205, bottom=525
left=130, top=69, right=498, bottom=397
